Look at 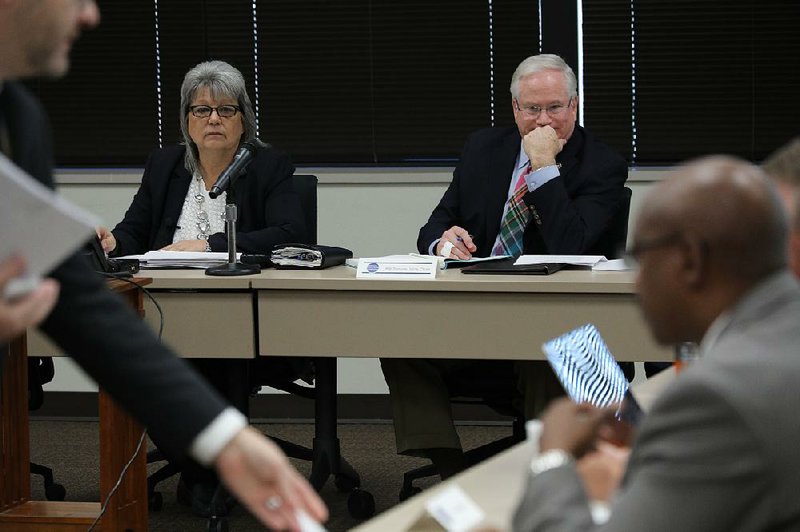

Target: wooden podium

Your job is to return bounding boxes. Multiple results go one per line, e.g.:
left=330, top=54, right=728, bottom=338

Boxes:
left=0, top=278, right=150, bottom=531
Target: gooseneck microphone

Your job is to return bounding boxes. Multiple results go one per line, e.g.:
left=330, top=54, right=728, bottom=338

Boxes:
left=208, top=139, right=264, bottom=199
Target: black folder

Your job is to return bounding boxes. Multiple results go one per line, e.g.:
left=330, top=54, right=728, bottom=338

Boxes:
left=460, top=258, right=567, bottom=275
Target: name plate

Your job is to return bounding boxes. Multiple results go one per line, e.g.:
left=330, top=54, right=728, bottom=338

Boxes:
left=424, top=485, right=485, bottom=532
left=356, top=255, right=437, bottom=280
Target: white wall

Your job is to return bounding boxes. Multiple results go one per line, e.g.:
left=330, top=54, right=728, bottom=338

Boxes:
left=47, top=168, right=664, bottom=393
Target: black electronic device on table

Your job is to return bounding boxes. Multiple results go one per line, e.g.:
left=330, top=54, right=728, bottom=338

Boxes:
left=83, top=236, right=139, bottom=276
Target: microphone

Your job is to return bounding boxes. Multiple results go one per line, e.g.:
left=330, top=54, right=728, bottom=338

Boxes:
left=209, top=139, right=263, bottom=199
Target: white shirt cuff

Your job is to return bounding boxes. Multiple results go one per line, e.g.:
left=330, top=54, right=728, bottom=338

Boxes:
left=189, top=407, right=248, bottom=467
left=428, top=238, right=441, bottom=255
left=524, top=164, right=560, bottom=191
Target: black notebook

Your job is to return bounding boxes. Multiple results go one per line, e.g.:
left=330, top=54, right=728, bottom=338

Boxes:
left=460, top=258, right=566, bottom=275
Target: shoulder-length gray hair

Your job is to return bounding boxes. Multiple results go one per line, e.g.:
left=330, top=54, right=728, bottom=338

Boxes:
left=179, top=60, right=258, bottom=176
left=509, top=54, right=577, bottom=101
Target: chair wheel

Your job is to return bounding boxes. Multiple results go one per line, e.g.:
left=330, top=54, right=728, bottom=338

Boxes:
left=148, top=491, right=163, bottom=512
left=44, top=483, right=66, bottom=501
left=399, top=485, right=421, bottom=501
left=334, top=473, right=359, bottom=492
left=207, top=516, right=229, bottom=532
left=347, top=488, right=375, bottom=519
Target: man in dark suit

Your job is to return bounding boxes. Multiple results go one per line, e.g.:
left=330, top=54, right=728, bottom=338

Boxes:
left=0, top=1, right=326, bottom=530
left=381, top=54, right=628, bottom=478
left=514, top=157, right=800, bottom=531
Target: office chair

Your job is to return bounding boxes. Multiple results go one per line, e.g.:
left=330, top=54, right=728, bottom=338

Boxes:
left=398, top=186, right=634, bottom=501
left=146, top=175, right=373, bottom=529
left=28, top=357, right=67, bottom=501
left=250, top=174, right=375, bottom=519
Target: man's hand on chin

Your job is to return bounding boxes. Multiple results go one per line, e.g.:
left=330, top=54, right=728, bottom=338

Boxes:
left=523, top=126, right=566, bottom=170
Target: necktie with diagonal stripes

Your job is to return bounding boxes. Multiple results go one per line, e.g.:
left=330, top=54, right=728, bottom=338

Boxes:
left=492, top=164, right=533, bottom=257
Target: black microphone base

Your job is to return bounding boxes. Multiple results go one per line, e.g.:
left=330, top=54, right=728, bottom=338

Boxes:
left=205, top=262, right=261, bottom=276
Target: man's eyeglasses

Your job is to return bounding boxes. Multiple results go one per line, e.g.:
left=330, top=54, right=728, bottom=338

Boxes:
left=514, top=96, right=573, bottom=119
left=189, top=104, right=241, bottom=119
left=623, top=233, right=684, bottom=268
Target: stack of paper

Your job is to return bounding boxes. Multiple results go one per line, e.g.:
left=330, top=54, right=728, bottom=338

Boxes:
left=120, top=251, right=238, bottom=269
left=515, top=255, right=631, bottom=272
left=515, top=254, right=607, bottom=267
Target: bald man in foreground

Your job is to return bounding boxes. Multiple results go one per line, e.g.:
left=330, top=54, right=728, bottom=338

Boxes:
left=513, top=156, right=800, bottom=531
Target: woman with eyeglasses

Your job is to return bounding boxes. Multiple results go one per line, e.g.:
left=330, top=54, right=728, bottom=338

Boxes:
left=97, top=60, right=305, bottom=256
left=95, top=60, right=308, bottom=517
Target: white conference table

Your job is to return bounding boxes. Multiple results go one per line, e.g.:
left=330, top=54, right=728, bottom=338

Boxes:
left=24, top=265, right=670, bottom=526
left=352, top=368, right=677, bottom=532
left=30, top=266, right=669, bottom=362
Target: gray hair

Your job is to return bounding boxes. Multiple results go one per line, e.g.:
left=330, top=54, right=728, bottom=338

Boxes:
left=763, top=138, right=800, bottom=230
left=509, top=54, right=577, bottom=101
left=179, top=60, right=258, bottom=176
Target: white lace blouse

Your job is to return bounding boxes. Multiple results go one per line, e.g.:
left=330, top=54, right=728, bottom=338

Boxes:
left=172, top=173, right=227, bottom=244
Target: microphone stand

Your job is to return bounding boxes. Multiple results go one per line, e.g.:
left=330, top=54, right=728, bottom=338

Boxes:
left=205, top=174, right=260, bottom=276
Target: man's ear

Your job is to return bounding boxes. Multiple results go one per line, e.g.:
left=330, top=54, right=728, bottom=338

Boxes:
left=789, top=231, right=800, bottom=279
left=678, top=235, right=708, bottom=290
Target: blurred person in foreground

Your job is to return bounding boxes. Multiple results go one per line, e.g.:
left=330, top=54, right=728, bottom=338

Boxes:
left=0, top=1, right=326, bottom=530
left=514, top=156, right=800, bottom=531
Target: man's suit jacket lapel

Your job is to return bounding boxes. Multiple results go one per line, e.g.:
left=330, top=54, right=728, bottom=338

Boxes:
left=555, top=126, right=584, bottom=185
left=483, top=129, right=520, bottom=251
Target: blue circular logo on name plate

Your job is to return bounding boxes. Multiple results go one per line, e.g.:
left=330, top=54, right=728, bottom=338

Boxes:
left=367, top=262, right=379, bottom=273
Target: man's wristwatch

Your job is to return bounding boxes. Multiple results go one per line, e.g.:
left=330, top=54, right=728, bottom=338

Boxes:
left=530, top=449, right=574, bottom=476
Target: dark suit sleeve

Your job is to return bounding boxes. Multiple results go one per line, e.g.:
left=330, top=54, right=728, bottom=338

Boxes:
left=523, top=144, right=628, bottom=255
left=110, top=149, right=161, bottom=256
left=417, top=136, right=475, bottom=253
left=207, top=148, right=306, bottom=253
left=513, top=378, right=769, bottom=532
left=5, top=82, right=227, bottom=464
left=39, top=254, right=228, bottom=463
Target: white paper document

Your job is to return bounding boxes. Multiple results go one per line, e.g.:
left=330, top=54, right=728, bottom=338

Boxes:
left=515, top=254, right=607, bottom=267
left=355, top=255, right=438, bottom=279
left=121, top=250, right=239, bottom=269
left=0, top=153, right=98, bottom=298
left=424, top=485, right=486, bottom=532
left=591, top=258, right=630, bottom=271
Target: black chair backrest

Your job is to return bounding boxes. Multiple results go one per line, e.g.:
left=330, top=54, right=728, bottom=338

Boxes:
left=587, top=186, right=632, bottom=259
left=292, top=174, right=318, bottom=245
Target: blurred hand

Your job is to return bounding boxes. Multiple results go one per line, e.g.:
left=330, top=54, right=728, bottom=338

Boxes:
left=0, top=256, right=59, bottom=342
left=539, top=398, right=617, bottom=457
left=160, top=239, right=207, bottom=252
left=96, top=226, right=117, bottom=254
left=577, top=441, right=630, bottom=502
left=215, top=427, right=328, bottom=532
left=436, top=226, right=477, bottom=259
left=523, top=126, right=566, bottom=170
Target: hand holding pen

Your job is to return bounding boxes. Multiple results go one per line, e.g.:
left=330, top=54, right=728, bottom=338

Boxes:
left=437, top=226, right=476, bottom=259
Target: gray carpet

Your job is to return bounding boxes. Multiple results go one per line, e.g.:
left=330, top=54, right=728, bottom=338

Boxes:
left=29, top=419, right=510, bottom=531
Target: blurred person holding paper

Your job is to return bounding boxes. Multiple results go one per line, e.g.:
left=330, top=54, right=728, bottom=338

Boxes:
left=0, top=1, right=325, bottom=530
left=514, top=157, right=800, bottom=531
left=380, top=54, right=628, bottom=479
left=97, top=60, right=305, bottom=256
